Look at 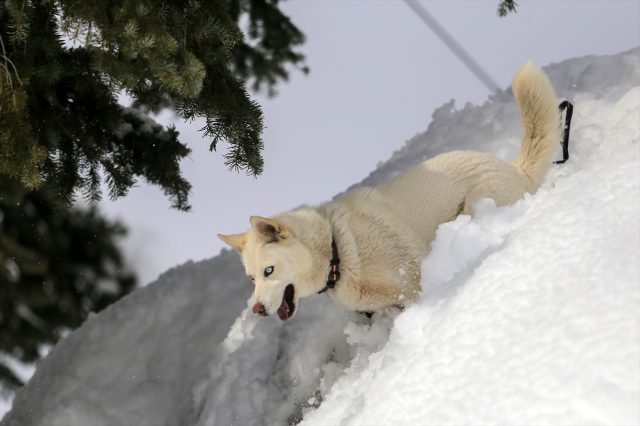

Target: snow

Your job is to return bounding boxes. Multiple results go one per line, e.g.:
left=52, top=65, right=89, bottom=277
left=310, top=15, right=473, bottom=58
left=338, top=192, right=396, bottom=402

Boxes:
left=2, top=48, right=639, bottom=426
left=303, top=110, right=640, bottom=424
left=2, top=250, right=252, bottom=425
left=0, top=356, right=35, bottom=414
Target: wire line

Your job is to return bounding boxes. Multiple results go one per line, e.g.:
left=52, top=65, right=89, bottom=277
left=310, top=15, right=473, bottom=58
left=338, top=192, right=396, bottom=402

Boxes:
left=403, top=0, right=500, bottom=93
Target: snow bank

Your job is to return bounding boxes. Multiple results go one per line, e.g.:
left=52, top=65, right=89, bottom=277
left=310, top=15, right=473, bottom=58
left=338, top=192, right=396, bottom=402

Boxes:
left=3, top=48, right=639, bottom=426
left=302, top=85, right=640, bottom=424
left=2, top=250, right=252, bottom=425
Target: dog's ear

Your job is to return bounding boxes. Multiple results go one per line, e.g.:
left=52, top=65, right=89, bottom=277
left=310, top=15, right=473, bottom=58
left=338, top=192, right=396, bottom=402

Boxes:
left=250, top=216, right=289, bottom=242
left=218, top=233, right=247, bottom=252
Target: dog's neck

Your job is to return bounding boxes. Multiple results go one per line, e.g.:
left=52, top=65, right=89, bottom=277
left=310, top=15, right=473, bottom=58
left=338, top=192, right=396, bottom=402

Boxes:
left=317, top=238, right=340, bottom=294
left=278, top=207, right=336, bottom=294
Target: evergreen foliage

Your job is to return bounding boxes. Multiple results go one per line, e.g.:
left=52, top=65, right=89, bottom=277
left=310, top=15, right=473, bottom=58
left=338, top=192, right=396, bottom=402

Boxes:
left=497, top=0, right=518, bottom=17
left=0, top=0, right=305, bottom=388
left=1, top=0, right=306, bottom=209
left=228, top=0, right=308, bottom=95
left=0, top=176, right=135, bottom=388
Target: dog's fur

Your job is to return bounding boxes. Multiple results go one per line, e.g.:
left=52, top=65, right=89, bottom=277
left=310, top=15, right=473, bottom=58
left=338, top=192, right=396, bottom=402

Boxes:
left=219, top=62, right=561, bottom=320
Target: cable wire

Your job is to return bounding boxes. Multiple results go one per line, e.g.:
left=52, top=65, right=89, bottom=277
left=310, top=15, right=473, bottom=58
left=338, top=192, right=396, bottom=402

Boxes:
left=403, top=0, right=501, bottom=93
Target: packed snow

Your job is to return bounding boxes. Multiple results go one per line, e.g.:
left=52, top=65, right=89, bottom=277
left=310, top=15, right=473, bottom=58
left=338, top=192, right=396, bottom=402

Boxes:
left=2, top=48, right=639, bottom=426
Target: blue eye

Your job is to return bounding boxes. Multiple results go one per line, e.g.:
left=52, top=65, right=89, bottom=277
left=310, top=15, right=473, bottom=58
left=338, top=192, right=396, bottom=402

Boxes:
left=264, top=266, right=274, bottom=277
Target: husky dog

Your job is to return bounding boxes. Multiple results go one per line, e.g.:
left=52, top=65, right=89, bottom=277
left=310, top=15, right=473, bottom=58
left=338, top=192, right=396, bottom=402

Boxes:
left=219, top=63, right=561, bottom=321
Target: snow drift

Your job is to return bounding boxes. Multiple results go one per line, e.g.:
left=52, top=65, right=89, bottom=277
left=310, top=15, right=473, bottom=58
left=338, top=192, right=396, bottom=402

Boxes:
left=2, top=48, right=639, bottom=426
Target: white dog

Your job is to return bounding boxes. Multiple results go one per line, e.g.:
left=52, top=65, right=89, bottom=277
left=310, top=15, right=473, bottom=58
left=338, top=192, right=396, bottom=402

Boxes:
left=219, top=62, right=561, bottom=321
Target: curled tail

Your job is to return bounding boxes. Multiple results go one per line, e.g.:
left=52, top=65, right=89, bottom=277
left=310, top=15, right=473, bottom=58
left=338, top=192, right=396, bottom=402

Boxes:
left=512, top=62, right=561, bottom=191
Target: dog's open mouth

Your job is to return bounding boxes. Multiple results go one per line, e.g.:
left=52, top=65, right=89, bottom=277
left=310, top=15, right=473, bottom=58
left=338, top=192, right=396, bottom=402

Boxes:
left=277, top=284, right=295, bottom=321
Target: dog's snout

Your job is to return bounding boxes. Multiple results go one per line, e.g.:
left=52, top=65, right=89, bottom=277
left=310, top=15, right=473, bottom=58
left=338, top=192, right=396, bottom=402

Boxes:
left=252, top=302, right=267, bottom=316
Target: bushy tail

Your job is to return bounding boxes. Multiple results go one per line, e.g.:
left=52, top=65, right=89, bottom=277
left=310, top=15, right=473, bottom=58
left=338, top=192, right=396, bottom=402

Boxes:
left=512, top=62, right=561, bottom=191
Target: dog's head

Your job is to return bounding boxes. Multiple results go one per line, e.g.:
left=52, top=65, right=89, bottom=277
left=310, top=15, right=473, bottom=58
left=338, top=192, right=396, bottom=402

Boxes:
left=218, top=212, right=330, bottom=321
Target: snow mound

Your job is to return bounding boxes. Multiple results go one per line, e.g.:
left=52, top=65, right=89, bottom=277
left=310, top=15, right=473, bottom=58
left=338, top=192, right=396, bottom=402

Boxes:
left=303, top=86, right=640, bottom=423
left=2, top=250, right=252, bottom=425
left=3, top=48, right=639, bottom=426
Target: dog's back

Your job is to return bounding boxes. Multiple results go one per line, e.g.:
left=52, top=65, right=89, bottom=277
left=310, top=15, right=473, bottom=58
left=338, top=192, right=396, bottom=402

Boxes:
left=321, top=63, right=561, bottom=311
left=370, top=62, right=561, bottom=247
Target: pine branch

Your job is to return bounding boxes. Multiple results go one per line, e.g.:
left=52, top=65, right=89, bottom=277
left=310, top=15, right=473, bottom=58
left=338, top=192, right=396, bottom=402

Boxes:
left=497, top=0, right=518, bottom=17
left=1, top=0, right=306, bottom=210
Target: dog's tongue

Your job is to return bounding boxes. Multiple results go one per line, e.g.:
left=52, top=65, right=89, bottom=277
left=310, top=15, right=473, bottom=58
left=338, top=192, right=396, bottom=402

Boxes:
left=277, top=298, right=289, bottom=321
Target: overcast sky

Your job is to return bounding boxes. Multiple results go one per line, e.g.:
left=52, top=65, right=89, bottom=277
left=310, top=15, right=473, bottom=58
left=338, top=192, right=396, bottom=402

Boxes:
left=98, top=0, right=640, bottom=285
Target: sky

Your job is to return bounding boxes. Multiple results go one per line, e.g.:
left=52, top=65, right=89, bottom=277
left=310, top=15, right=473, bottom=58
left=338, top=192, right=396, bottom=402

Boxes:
left=97, top=0, right=640, bottom=285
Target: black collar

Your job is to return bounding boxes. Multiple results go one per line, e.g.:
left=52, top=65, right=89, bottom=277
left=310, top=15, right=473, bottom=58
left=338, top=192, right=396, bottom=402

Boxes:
left=318, top=238, right=340, bottom=294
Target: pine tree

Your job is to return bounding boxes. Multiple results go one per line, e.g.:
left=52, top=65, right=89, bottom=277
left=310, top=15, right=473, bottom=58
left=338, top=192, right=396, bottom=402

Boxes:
left=0, top=176, right=136, bottom=388
left=0, top=0, right=306, bottom=388
left=1, top=0, right=307, bottom=209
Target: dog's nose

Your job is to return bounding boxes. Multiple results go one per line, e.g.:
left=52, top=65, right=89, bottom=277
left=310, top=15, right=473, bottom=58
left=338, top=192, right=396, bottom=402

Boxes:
left=252, top=302, right=267, bottom=316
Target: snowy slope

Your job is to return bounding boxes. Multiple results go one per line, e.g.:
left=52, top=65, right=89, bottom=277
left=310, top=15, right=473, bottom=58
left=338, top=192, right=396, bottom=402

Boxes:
left=2, top=250, right=252, bottom=425
left=302, top=88, right=640, bottom=425
left=3, top=48, right=639, bottom=426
